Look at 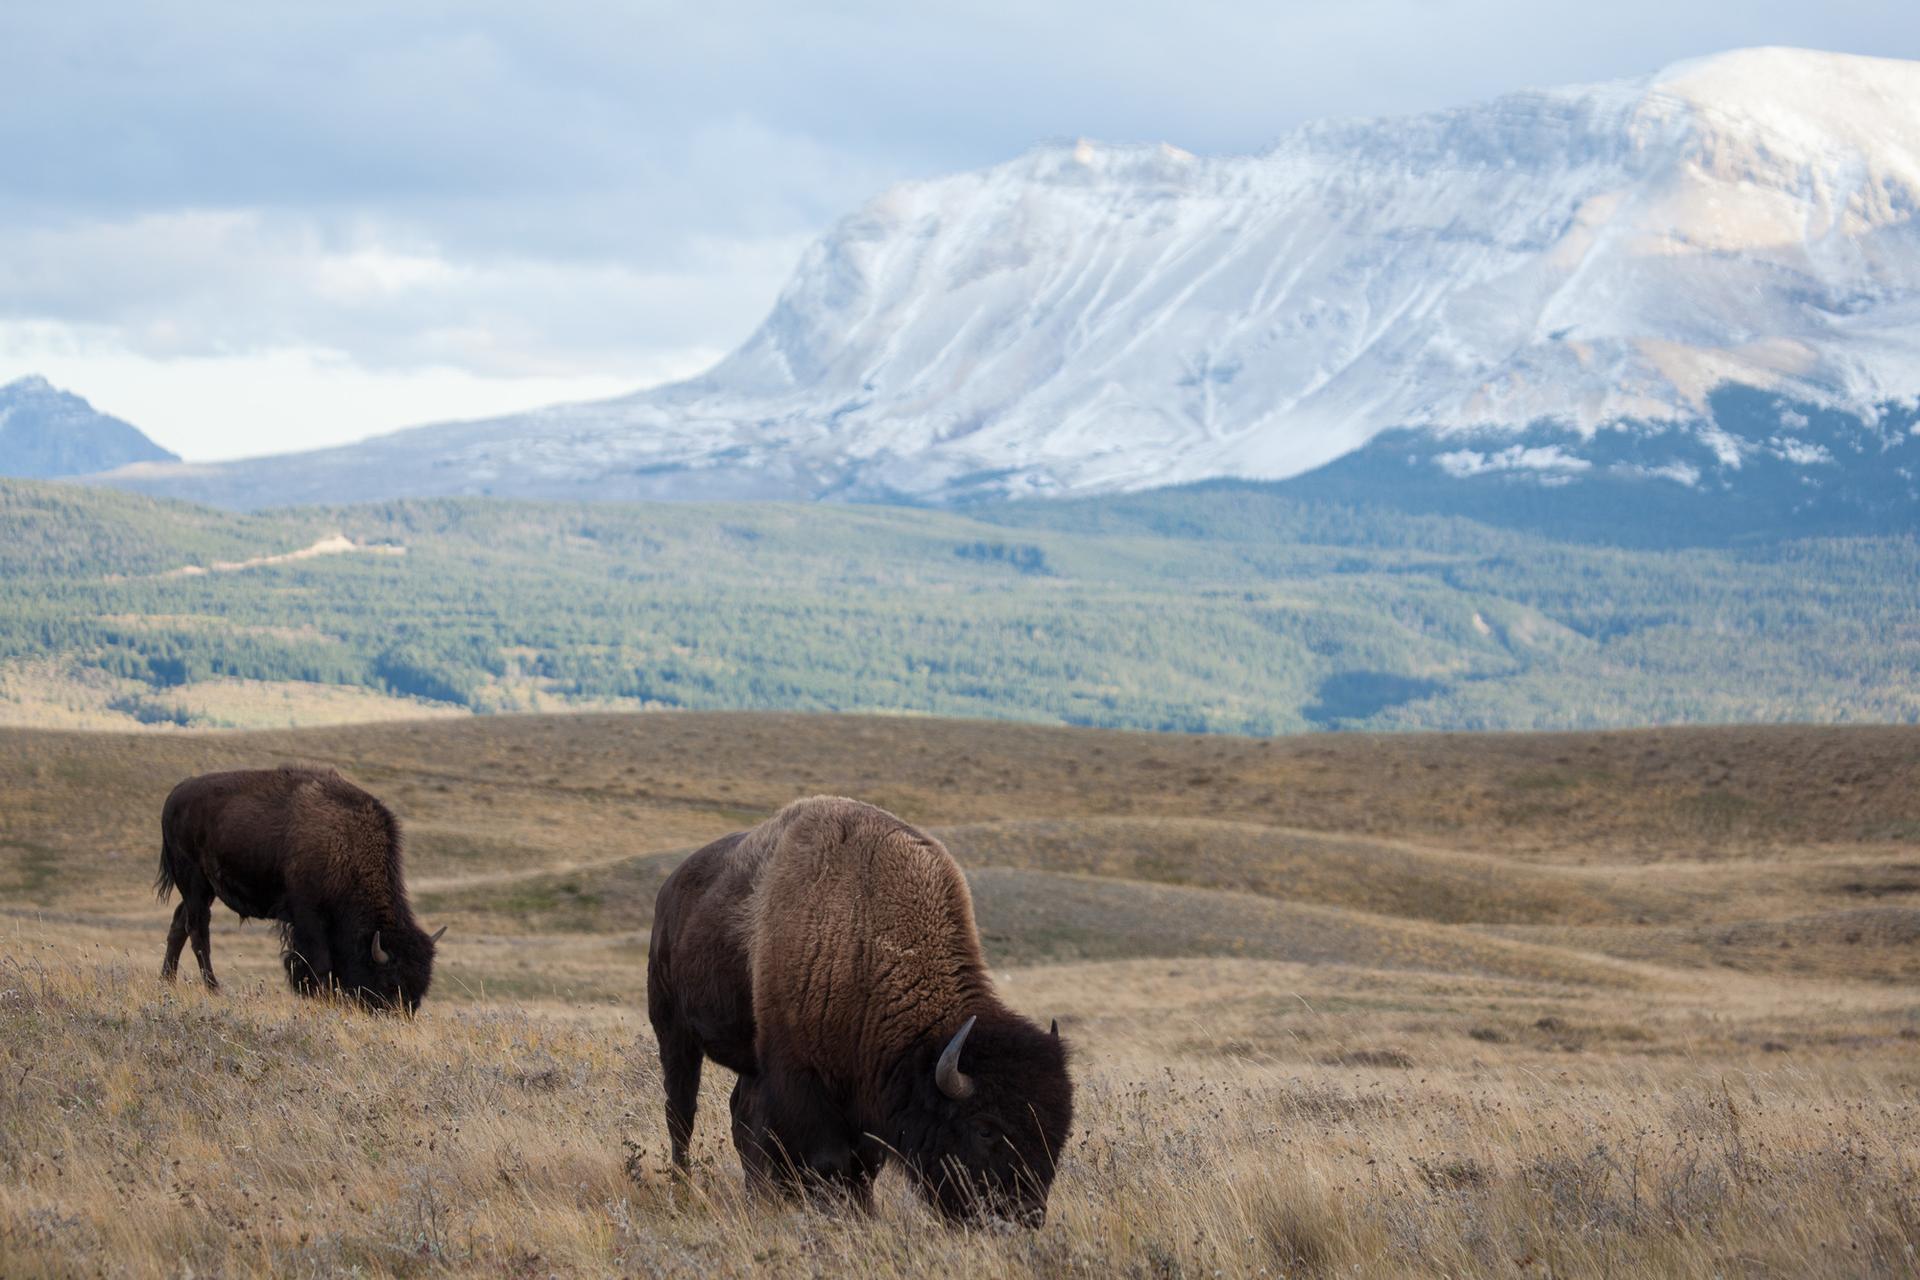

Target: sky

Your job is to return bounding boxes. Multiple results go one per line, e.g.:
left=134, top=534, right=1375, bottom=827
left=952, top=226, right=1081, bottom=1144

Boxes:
left=3, top=2, right=1918, bottom=461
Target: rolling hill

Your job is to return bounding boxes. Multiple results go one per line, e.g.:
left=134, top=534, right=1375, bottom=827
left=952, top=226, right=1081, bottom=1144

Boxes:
left=4, top=477, right=1918, bottom=734
left=1, top=712, right=1915, bottom=1274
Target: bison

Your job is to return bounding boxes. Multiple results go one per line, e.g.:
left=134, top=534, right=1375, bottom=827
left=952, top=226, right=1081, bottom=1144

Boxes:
left=155, top=766, right=444, bottom=1012
left=647, top=796, right=1073, bottom=1225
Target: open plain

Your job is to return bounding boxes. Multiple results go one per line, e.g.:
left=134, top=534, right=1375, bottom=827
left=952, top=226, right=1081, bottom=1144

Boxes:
left=1, top=712, right=1917, bottom=1277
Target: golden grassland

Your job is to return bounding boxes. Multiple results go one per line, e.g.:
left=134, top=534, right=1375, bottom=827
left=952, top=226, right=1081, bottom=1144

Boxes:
left=2, top=712, right=1918, bottom=1277
left=0, top=659, right=470, bottom=732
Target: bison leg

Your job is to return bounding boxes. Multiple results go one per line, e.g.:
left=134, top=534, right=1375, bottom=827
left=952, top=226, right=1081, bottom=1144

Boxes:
left=729, top=1074, right=780, bottom=1195
left=282, top=905, right=333, bottom=997
left=751, top=1064, right=862, bottom=1205
left=185, top=895, right=218, bottom=990
left=160, top=902, right=191, bottom=980
left=657, top=1026, right=706, bottom=1174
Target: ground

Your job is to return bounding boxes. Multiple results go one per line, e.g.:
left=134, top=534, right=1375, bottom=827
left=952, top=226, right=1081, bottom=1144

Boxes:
left=1, top=713, right=1916, bottom=1277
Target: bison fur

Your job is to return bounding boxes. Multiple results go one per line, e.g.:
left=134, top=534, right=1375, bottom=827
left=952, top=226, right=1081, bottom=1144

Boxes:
left=155, top=766, right=443, bottom=1012
left=647, top=796, right=1073, bottom=1225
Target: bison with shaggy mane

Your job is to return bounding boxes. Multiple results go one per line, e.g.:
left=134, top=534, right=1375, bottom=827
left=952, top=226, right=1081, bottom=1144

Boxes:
left=648, top=796, right=1073, bottom=1225
left=156, top=766, right=444, bottom=1012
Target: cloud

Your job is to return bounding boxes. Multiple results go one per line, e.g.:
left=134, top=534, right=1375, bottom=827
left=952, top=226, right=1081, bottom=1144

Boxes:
left=0, top=1, right=1916, bottom=459
left=0, top=208, right=810, bottom=373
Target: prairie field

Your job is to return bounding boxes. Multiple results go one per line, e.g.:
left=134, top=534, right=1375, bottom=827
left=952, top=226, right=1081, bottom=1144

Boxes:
left=1, top=712, right=1918, bottom=1277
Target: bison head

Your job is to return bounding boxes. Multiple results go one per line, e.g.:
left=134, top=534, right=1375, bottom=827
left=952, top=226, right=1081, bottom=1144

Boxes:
left=893, top=1012, right=1073, bottom=1226
left=347, top=922, right=444, bottom=1013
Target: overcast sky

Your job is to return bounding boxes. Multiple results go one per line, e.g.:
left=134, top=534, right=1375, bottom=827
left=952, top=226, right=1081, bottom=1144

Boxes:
left=3, top=2, right=1917, bottom=460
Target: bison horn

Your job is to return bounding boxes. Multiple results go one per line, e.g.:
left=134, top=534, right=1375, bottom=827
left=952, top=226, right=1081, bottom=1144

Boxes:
left=370, top=931, right=390, bottom=964
left=429, top=926, right=447, bottom=944
left=1050, top=1019, right=1059, bottom=1039
left=935, top=1015, right=977, bottom=1100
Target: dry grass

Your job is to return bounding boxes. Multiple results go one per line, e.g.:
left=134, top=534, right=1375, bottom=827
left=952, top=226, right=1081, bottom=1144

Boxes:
left=0, top=660, right=466, bottom=732
left=2, top=714, right=1918, bottom=1276
left=2, top=935, right=1915, bottom=1279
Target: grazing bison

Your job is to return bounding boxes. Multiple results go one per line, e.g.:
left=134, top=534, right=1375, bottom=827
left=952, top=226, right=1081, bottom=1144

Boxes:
left=155, top=766, right=444, bottom=1012
left=648, top=796, right=1073, bottom=1225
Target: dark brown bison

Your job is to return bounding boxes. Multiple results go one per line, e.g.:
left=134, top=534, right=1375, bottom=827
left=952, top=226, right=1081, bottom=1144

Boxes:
left=647, top=796, right=1073, bottom=1225
left=155, top=766, right=444, bottom=1012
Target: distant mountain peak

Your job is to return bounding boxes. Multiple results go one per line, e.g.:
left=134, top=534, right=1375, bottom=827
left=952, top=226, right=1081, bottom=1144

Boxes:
left=1, top=377, right=178, bottom=479
left=1651, top=44, right=1920, bottom=108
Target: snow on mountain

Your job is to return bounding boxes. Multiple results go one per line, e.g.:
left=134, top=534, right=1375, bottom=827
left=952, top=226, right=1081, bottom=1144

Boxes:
left=0, top=376, right=179, bottom=478
left=94, top=47, right=1920, bottom=511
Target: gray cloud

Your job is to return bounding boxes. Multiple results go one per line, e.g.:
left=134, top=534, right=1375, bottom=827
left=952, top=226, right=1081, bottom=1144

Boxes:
left=13, top=2, right=1917, bottom=226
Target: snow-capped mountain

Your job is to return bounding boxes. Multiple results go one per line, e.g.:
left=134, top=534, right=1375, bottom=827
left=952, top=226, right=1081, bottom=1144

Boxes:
left=1, top=376, right=178, bottom=479
left=95, top=48, right=1920, bottom=523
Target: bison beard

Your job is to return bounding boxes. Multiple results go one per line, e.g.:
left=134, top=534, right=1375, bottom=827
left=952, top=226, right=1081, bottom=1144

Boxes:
left=647, top=796, right=1074, bottom=1225
left=155, top=766, right=443, bottom=1012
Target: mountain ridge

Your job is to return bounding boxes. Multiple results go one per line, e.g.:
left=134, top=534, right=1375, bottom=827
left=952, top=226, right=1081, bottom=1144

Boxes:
left=87, top=47, right=1920, bottom=532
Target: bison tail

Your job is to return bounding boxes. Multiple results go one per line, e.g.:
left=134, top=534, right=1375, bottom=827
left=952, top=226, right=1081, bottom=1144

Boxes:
left=153, top=835, right=177, bottom=902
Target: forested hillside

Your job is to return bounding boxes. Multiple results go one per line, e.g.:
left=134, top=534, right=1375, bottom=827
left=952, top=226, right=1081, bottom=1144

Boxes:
left=4, top=478, right=1916, bottom=733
